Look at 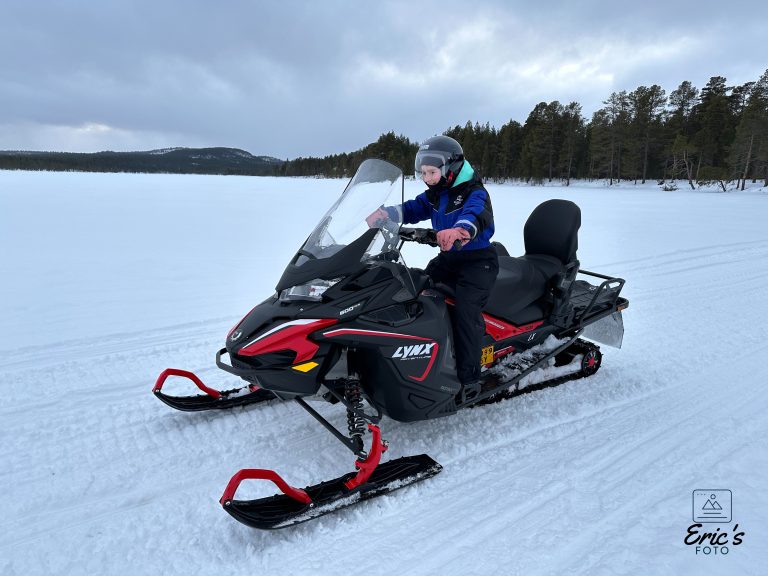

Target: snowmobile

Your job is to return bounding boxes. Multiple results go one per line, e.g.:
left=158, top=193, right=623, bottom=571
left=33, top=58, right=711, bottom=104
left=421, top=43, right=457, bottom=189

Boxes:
left=153, top=159, right=628, bottom=530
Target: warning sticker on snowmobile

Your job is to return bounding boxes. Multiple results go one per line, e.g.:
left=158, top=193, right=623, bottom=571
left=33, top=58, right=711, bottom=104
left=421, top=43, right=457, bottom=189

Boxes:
left=481, top=345, right=494, bottom=366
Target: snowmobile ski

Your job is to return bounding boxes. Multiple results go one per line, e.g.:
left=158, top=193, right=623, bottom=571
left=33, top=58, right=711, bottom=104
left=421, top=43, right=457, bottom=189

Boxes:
left=220, top=424, right=442, bottom=529
left=221, top=454, right=441, bottom=530
left=153, top=368, right=277, bottom=412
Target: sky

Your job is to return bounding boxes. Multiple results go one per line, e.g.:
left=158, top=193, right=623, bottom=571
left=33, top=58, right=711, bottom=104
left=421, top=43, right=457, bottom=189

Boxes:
left=0, top=0, right=765, bottom=159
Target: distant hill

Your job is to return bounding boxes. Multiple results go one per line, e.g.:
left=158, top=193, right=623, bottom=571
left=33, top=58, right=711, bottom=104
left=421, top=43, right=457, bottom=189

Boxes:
left=0, top=147, right=284, bottom=176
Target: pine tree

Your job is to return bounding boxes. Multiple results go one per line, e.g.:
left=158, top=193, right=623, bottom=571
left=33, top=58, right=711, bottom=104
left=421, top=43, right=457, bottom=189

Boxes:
left=594, top=91, right=630, bottom=184
left=496, top=119, right=523, bottom=181
left=543, top=101, right=565, bottom=182
left=664, top=81, right=699, bottom=184
left=729, top=69, right=768, bottom=189
left=692, top=76, right=732, bottom=180
left=629, top=85, right=667, bottom=183
left=518, top=102, right=549, bottom=183
left=559, top=102, right=584, bottom=186
left=588, top=109, right=612, bottom=180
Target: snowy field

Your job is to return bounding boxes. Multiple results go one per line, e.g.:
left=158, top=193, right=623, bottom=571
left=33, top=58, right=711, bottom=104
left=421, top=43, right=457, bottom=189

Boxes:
left=1, top=170, right=767, bottom=576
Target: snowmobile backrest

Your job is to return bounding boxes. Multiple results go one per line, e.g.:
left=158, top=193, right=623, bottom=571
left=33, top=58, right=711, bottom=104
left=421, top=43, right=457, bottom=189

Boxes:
left=491, top=241, right=510, bottom=257
left=524, top=199, right=581, bottom=265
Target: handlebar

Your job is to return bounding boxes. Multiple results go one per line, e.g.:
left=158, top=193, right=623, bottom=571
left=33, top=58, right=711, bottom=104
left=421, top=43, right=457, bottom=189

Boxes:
left=398, top=227, right=438, bottom=246
left=398, top=228, right=463, bottom=251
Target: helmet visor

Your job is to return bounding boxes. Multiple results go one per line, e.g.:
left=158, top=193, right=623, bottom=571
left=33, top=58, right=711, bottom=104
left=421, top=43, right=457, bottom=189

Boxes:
left=414, top=149, right=453, bottom=179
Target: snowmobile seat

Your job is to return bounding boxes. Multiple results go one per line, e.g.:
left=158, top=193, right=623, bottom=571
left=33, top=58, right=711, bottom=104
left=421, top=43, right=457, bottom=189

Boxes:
left=483, top=199, right=581, bottom=325
left=434, top=253, right=560, bottom=325
left=483, top=254, right=563, bottom=323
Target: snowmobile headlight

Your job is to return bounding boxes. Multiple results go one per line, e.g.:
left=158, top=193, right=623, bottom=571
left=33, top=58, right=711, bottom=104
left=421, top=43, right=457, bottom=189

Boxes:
left=279, top=278, right=339, bottom=302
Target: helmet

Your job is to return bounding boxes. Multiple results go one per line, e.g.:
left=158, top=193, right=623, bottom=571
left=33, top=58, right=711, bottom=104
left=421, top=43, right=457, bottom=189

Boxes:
left=414, top=135, right=464, bottom=184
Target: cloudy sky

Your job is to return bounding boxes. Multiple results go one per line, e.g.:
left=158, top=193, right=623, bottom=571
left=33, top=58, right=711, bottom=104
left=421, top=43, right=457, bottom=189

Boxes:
left=1, top=0, right=765, bottom=159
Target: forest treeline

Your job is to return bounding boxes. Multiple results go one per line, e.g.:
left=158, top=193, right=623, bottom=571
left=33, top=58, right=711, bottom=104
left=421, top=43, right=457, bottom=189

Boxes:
left=284, top=71, right=768, bottom=189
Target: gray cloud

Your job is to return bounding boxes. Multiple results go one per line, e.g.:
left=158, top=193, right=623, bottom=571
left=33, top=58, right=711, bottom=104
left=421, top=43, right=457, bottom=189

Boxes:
left=1, top=0, right=765, bottom=158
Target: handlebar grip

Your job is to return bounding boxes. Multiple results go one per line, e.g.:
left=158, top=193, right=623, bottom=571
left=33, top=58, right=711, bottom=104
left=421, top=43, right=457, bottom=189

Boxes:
left=453, top=239, right=463, bottom=251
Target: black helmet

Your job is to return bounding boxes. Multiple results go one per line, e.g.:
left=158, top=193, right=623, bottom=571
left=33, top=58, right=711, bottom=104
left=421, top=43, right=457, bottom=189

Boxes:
left=414, top=135, right=464, bottom=184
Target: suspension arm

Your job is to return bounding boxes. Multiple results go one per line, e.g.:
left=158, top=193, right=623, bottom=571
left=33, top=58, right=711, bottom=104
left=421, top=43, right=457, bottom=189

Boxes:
left=294, top=397, right=363, bottom=456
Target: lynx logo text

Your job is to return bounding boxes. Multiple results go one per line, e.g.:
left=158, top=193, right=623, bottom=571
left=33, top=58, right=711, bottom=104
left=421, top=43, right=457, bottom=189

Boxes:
left=392, top=343, right=436, bottom=359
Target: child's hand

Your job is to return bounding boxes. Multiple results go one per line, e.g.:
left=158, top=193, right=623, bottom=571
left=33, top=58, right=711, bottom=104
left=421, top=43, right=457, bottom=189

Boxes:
left=365, top=207, right=389, bottom=228
left=436, top=227, right=470, bottom=251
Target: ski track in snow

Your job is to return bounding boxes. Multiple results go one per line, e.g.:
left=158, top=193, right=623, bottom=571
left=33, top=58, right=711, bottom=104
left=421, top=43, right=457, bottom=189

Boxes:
left=2, top=172, right=767, bottom=576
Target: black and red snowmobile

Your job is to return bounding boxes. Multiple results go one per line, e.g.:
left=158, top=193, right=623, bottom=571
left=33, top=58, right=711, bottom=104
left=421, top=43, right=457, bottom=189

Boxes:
left=153, top=159, right=628, bottom=530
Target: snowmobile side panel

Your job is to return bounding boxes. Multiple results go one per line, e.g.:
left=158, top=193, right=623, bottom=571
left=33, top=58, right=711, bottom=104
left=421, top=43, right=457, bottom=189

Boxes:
left=323, top=295, right=462, bottom=422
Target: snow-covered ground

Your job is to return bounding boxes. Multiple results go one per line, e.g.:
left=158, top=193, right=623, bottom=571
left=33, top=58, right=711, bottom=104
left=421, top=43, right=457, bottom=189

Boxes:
left=1, top=170, right=767, bottom=576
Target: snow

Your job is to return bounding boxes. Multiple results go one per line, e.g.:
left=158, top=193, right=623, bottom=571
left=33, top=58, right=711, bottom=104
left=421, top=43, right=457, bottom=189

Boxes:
left=147, top=148, right=184, bottom=155
left=1, top=170, right=767, bottom=576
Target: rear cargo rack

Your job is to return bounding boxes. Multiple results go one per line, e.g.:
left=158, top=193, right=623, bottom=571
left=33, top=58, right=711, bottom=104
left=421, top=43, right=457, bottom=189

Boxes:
left=571, top=269, right=627, bottom=326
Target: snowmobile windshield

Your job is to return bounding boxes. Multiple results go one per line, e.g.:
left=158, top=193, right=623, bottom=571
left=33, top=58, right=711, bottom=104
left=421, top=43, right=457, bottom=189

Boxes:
left=275, top=159, right=406, bottom=293
left=301, top=159, right=404, bottom=262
